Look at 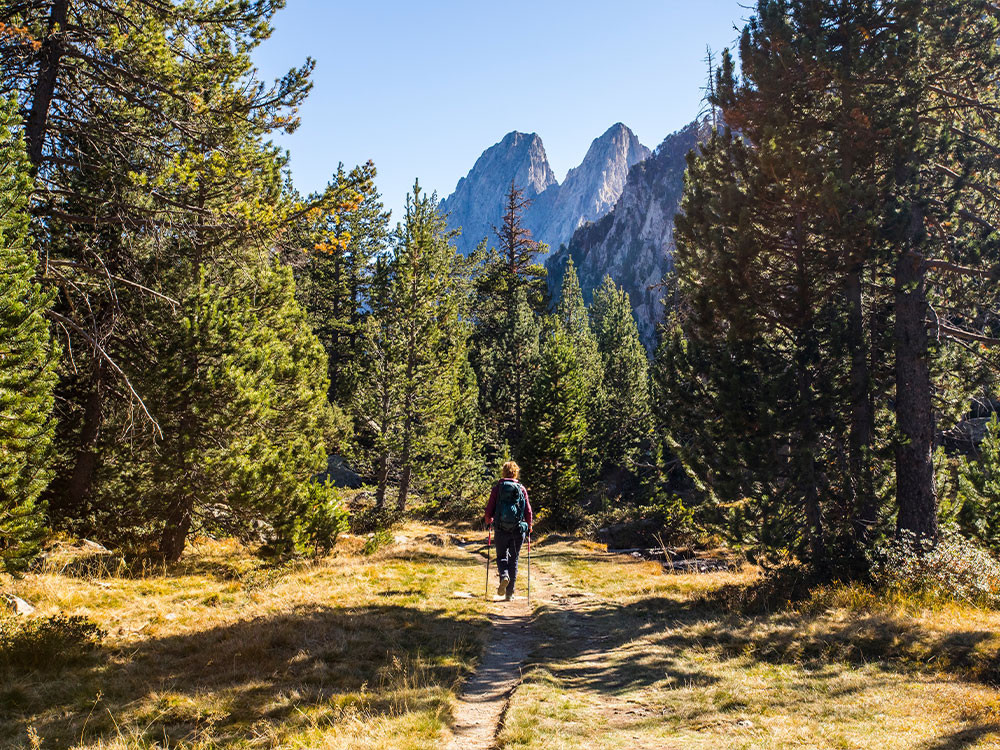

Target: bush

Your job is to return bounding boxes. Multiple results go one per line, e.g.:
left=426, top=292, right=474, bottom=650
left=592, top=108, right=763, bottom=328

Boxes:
left=265, top=480, right=349, bottom=558
left=362, top=528, right=394, bottom=556
left=296, top=480, right=350, bottom=556
left=703, top=561, right=815, bottom=614
left=350, top=504, right=403, bottom=535
left=593, top=493, right=694, bottom=548
left=0, top=614, right=104, bottom=671
left=871, top=530, right=1000, bottom=607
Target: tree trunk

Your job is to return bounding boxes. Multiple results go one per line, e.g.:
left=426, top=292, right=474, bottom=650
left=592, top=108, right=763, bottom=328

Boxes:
left=396, top=412, right=413, bottom=511
left=396, top=463, right=411, bottom=512
left=846, top=267, right=877, bottom=545
left=375, top=452, right=389, bottom=509
left=160, top=497, right=193, bottom=562
left=65, top=371, right=104, bottom=512
left=797, top=331, right=825, bottom=570
left=893, top=247, right=938, bottom=542
left=26, top=0, right=70, bottom=166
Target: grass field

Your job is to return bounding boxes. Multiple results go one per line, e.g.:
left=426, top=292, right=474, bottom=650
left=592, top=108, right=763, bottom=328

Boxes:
left=0, top=525, right=491, bottom=749
left=4, top=526, right=1000, bottom=749
left=500, top=538, right=1000, bottom=750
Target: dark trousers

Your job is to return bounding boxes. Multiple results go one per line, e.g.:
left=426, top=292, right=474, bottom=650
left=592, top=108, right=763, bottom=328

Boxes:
left=494, top=527, right=524, bottom=593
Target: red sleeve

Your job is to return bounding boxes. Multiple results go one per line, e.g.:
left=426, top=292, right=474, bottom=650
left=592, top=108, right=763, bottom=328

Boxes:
left=522, top=486, right=533, bottom=527
left=484, top=483, right=498, bottom=523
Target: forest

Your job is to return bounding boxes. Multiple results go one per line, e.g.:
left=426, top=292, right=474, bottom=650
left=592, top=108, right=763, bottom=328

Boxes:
left=4, top=0, right=1000, bottom=586
left=6, top=1, right=1000, bottom=748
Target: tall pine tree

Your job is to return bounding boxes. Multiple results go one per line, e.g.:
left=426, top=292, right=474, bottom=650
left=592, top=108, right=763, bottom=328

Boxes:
left=0, top=98, right=56, bottom=573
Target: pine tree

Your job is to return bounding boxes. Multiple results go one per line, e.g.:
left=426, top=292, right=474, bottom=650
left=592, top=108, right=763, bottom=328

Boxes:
left=91, top=262, right=338, bottom=561
left=556, top=258, right=604, bottom=479
left=354, top=183, right=475, bottom=511
left=0, top=98, right=56, bottom=574
left=522, top=325, right=589, bottom=526
left=590, top=276, right=653, bottom=484
left=297, top=162, right=390, bottom=407
left=470, top=182, right=548, bottom=450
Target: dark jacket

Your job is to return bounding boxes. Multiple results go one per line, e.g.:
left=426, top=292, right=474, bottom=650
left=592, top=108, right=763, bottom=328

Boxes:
left=484, top=479, right=533, bottom=528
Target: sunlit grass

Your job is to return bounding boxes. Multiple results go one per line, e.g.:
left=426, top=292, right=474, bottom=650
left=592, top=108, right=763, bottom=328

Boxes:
left=502, top=538, right=1000, bottom=750
left=0, top=523, right=490, bottom=749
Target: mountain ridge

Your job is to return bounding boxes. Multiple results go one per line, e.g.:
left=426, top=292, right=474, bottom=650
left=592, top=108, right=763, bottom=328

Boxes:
left=439, top=124, right=649, bottom=257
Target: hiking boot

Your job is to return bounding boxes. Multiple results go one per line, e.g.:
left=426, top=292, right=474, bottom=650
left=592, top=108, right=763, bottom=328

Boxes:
left=497, top=574, right=509, bottom=597
left=504, top=592, right=514, bottom=601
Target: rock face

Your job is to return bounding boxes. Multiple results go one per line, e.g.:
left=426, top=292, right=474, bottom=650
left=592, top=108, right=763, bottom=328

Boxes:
left=439, top=132, right=558, bottom=257
left=547, top=121, right=704, bottom=349
left=440, top=125, right=649, bottom=257
left=533, top=123, right=650, bottom=249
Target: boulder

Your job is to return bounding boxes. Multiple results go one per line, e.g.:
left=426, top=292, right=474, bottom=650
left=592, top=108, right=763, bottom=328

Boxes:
left=1, top=593, right=36, bottom=616
left=316, top=455, right=363, bottom=489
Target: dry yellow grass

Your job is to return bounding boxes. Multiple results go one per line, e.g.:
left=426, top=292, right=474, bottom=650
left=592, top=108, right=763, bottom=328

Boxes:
left=0, top=523, right=491, bottom=749
left=500, top=538, right=1000, bottom=750
left=8, top=527, right=1000, bottom=749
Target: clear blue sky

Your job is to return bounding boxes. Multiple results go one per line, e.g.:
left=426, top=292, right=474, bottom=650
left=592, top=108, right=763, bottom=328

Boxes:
left=253, top=0, right=749, bottom=222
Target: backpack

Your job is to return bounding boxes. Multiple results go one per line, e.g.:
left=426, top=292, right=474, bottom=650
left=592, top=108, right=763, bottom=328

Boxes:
left=495, top=480, right=526, bottom=533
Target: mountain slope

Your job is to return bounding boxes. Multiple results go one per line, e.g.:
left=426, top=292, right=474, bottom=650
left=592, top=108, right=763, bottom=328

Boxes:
left=533, top=123, right=650, bottom=249
left=439, top=132, right=557, bottom=257
left=440, top=125, right=649, bottom=257
left=547, top=121, right=704, bottom=349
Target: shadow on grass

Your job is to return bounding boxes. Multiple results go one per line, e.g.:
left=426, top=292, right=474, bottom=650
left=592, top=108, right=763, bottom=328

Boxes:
left=1, top=603, right=483, bottom=748
left=917, top=724, right=1000, bottom=750
left=528, top=561, right=1000, bottom=698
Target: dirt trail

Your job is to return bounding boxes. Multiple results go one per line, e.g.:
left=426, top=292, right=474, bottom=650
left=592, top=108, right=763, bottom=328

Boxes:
left=447, top=541, right=554, bottom=750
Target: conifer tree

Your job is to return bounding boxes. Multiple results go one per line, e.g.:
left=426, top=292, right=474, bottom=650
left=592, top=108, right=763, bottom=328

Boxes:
left=297, top=162, right=390, bottom=407
left=355, top=183, right=475, bottom=510
left=556, top=258, right=604, bottom=479
left=522, top=325, right=589, bottom=526
left=91, top=262, right=338, bottom=561
left=590, top=276, right=653, bottom=483
left=0, top=98, right=56, bottom=574
left=469, top=183, right=547, bottom=449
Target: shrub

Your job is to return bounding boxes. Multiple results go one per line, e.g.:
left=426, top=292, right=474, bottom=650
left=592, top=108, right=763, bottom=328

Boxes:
left=362, top=528, right=394, bottom=556
left=0, top=614, right=104, bottom=671
left=266, top=480, right=349, bottom=558
left=871, top=530, right=1000, bottom=607
left=350, top=505, right=403, bottom=535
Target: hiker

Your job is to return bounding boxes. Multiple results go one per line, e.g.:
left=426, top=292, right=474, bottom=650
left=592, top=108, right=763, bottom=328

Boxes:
left=484, top=461, right=533, bottom=601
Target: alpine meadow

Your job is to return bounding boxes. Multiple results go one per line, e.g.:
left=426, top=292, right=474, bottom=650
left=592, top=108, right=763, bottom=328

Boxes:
left=4, top=2, right=1000, bottom=748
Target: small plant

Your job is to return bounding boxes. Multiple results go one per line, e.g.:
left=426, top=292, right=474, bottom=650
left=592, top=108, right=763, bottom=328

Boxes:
left=362, top=528, right=394, bottom=556
left=0, top=614, right=104, bottom=671
left=871, top=530, right=1000, bottom=607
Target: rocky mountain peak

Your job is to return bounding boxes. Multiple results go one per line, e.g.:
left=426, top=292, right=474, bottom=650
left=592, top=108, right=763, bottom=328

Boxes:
left=440, top=125, right=650, bottom=257
left=534, top=123, right=651, bottom=249
left=440, top=131, right=557, bottom=256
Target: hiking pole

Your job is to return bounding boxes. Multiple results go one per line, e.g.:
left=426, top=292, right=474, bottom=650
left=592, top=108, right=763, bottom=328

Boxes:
left=527, top=530, right=531, bottom=602
left=485, top=523, right=492, bottom=601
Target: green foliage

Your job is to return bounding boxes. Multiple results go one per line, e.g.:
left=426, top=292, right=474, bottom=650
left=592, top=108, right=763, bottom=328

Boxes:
left=296, top=162, right=390, bottom=408
left=556, top=259, right=604, bottom=480
left=350, top=505, right=404, bottom=535
left=469, top=183, right=547, bottom=452
left=521, top=325, right=589, bottom=527
left=91, top=262, right=336, bottom=561
left=280, top=480, right=350, bottom=557
left=0, top=98, right=55, bottom=575
left=362, top=528, right=394, bottom=556
left=871, top=531, right=1000, bottom=608
left=939, top=416, right=1000, bottom=553
left=590, top=276, right=653, bottom=485
left=353, top=182, right=483, bottom=511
